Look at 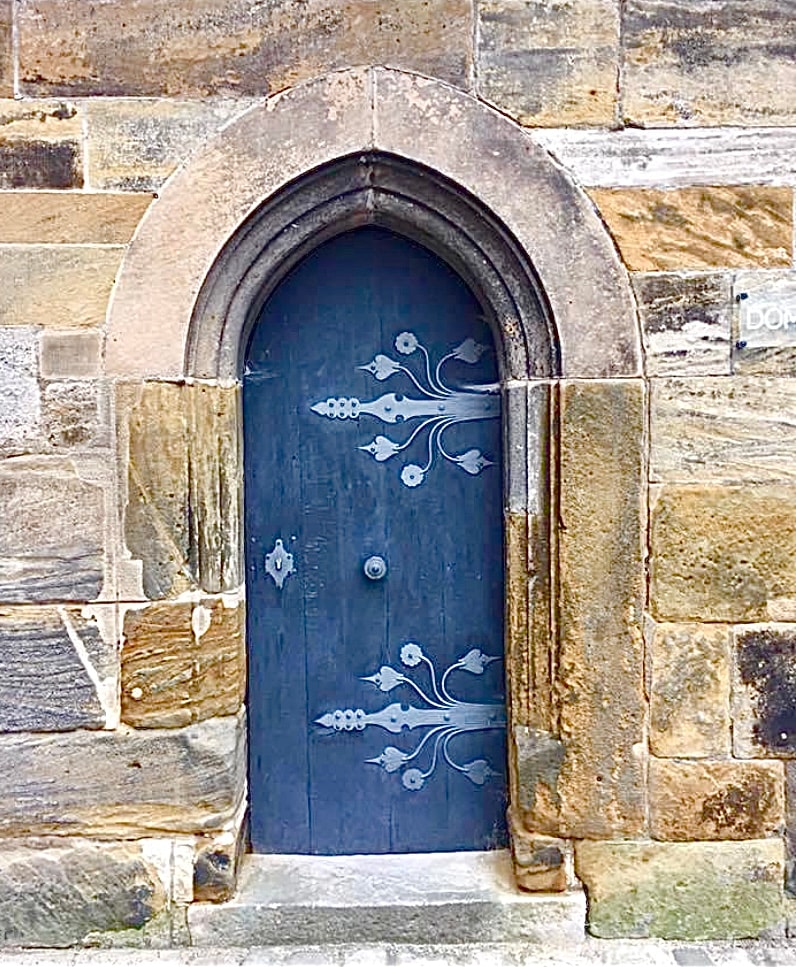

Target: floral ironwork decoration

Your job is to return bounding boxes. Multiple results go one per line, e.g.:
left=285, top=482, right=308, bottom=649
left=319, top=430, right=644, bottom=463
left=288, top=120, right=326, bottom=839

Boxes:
left=315, top=642, right=505, bottom=791
left=310, top=331, right=499, bottom=487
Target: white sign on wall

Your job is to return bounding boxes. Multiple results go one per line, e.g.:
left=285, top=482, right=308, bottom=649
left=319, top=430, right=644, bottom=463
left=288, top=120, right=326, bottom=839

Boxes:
left=736, top=275, right=796, bottom=349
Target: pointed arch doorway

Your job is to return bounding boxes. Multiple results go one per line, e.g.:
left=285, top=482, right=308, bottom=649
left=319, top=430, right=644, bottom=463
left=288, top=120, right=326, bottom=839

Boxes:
left=244, top=225, right=507, bottom=854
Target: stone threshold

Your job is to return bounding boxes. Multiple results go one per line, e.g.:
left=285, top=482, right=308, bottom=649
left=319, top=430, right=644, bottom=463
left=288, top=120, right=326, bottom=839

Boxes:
left=187, top=849, right=587, bottom=947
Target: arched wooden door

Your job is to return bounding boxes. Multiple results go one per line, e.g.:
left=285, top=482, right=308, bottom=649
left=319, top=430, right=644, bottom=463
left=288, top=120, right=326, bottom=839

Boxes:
left=244, top=226, right=506, bottom=854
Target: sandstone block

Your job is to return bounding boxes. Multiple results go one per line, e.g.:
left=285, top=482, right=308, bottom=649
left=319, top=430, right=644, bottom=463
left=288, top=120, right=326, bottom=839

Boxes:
left=0, top=2, right=10, bottom=96
left=0, top=606, right=115, bottom=732
left=0, top=466, right=104, bottom=603
left=576, top=839, right=785, bottom=940
left=122, top=381, right=240, bottom=599
left=732, top=271, right=796, bottom=377
left=0, top=246, right=123, bottom=329
left=121, top=599, right=245, bottom=728
left=508, top=809, right=567, bottom=893
left=87, top=98, right=249, bottom=191
left=0, top=713, right=244, bottom=836
left=18, top=0, right=471, bottom=98
left=733, top=626, right=796, bottom=758
left=650, top=758, right=784, bottom=841
left=40, top=381, right=108, bottom=451
left=588, top=187, right=792, bottom=271
left=623, top=0, right=796, bottom=126
left=651, top=485, right=796, bottom=623
left=0, top=838, right=168, bottom=947
left=0, top=100, right=82, bottom=188
left=631, top=272, right=731, bottom=376
left=0, top=327, right=40, bottom=453
left=786, top=763, right=796, bottom=892
left=193, top=820, right=245, bottom=904
left=649, top=623, right=730, bottom=758
left=0, top=193, right=152, bottom=244
left=651, top=376, right=796, bottom=483
left=477, top=0, right=619, bottom=127
left=40, top=332, right=102, bottom=379
left=555, top=380, right=645, bottom=837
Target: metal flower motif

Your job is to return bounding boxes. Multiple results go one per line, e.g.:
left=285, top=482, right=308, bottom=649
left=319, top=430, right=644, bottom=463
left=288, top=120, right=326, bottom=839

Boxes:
left=400, top=464, right=425, bottom=488
left=310, top=331, right=499, bottom=488
left=400, top=642, right=424, bottom=667
left=395, top=331, right=419, bottom=355
left=315, top=643, right=505, bottom=791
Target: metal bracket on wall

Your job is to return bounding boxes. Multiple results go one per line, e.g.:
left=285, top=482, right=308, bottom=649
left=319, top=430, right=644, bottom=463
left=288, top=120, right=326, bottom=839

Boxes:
left=264, top=538, right=295, bottom=589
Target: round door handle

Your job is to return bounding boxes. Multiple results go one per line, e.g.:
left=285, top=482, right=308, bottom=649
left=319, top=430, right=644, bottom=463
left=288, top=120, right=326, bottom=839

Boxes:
left=363, top=555, right=388, bottom=581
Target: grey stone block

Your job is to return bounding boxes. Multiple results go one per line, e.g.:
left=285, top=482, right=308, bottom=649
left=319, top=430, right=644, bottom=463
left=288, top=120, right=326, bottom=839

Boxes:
left=0, top=468, right=104, bottom=603
left=0, top=839, right=168, bottom=948
left=188, top=851, right=586, bottom=946
left=0, top=327, right=40, bottom=452
left=0, top=713, right=244, bottom=836
left=0, top=606, right=111, bottom=731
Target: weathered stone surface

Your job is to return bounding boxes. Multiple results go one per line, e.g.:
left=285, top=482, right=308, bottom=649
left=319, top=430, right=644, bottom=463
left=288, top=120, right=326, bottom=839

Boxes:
left=732, top=271, right=796, bottom=377
left=533, top=127, right=796, bottom=189
left=87, top=98, right=250, bottom=191
left=40, top=332, right=102, bottom=379
left=555, top=381, right=645, bottom=837
left=121, top=599, right=245, bottom=728
left=649, top=623, right=730, bottom=758
left=576, top=839, right=785, bottom=940
left=0, top=713, right=244, bottom=836
left=632, top=273, right=731, bottom=376
left=122, top=382, right=240, bottom=600
left=733, top=626, right=796, bottom=758
left=0, top=99, right=82, bottom=188
left=0, top=246, right=123, bottom=329
left=40, top=381, right=108, bottom=451
left=508, top=809, right=566, bottom=893
left=0, top=193, right=152, bottom=244
left=623, top=0, right=796, bottom=127
left=194, top=821, right=245, bottom=904
left=0, top=2, right=11, bottom=97
left=786, top=763, right=796, bottom=893
left=651, top=376, right=796, bottom=483
left=189, top=851, right=586, bottom=946
left=477, top=0, right=619, bottom=126
left=0, top=606, right=115, bottom=731
left=0, top=466, right=104, bottom=603
left=0, top=839, right=168, bottom=947
left=0, top=327, right=40, bottom=453
left=18, top=0, right=471, bottom=97
left=651, top=485, right=796, bottom=623
left=650, top=759, right=784, bottom=841
left=514, top=726, right=565, bottom=836
left=588, top=187, right=792, bottom=271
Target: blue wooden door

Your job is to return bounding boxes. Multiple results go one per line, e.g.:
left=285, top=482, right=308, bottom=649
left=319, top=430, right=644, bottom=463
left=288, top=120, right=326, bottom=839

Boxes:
left=244, top=226, right=506, bottom=854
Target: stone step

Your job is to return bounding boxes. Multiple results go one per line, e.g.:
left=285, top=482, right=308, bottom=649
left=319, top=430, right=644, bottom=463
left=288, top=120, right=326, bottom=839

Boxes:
left=187, top=850, right=586, bottom=948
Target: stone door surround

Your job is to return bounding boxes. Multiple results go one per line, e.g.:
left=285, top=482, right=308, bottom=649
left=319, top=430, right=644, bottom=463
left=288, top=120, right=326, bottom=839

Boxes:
left=106, top=67, right=644, bottom=888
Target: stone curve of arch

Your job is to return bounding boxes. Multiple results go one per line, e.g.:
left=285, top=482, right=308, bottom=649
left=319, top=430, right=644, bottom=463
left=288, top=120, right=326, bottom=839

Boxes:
left=105, top=66, right=641, bottom=380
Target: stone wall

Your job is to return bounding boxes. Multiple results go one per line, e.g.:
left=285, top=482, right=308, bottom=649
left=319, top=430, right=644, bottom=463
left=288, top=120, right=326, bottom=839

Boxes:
left=0, top=0, right=795, bottom=946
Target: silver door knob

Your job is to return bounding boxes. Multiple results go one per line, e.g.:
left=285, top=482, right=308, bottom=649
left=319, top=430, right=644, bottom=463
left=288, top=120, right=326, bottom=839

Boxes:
left=363, top=555, right=387, bottom=581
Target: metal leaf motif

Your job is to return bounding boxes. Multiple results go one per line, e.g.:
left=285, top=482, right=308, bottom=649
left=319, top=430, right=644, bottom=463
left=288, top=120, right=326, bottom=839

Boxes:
left=315, top=642, right=504, bottom=791
left=310, top=331, right=499, bottom=487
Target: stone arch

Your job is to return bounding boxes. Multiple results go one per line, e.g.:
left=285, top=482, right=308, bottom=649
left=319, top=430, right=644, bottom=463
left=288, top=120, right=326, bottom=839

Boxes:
left=105, top=67, right=640, bottom=380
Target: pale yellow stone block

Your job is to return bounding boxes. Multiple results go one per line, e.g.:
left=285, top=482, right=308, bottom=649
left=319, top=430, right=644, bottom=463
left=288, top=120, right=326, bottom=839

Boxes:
left=588, top=187, right=792, bottom=271
left=0, top=246, right=123, bottom=329
left=0, top=193, right=152, bottom=244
